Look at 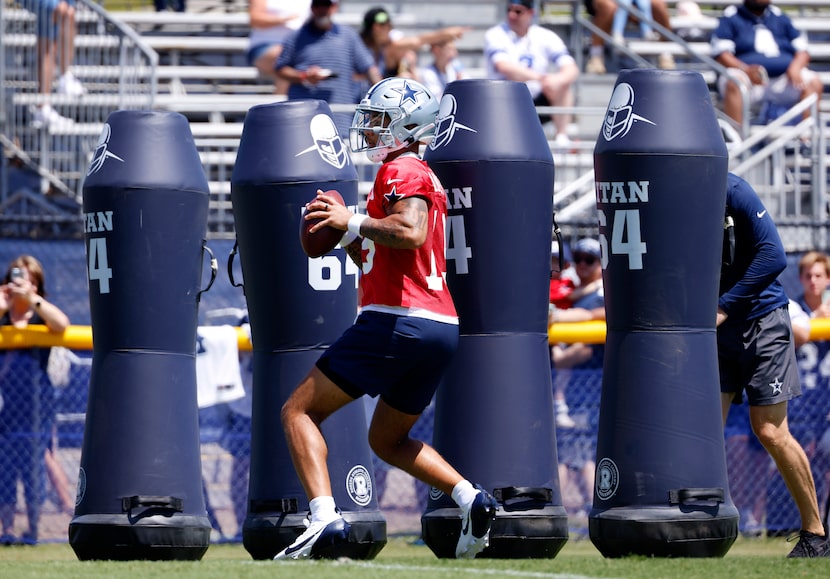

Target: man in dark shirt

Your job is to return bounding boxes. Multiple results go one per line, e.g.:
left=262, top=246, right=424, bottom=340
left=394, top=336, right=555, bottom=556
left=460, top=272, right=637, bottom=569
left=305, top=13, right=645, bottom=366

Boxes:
left=718, top=173, right=829, bottom=557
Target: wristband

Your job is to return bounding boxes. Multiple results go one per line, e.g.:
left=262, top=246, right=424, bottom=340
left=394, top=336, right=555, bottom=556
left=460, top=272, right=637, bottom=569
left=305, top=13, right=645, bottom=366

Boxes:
left=347, top=213, right=368, bottom=236
left=339, top=230, right=358, bottom=248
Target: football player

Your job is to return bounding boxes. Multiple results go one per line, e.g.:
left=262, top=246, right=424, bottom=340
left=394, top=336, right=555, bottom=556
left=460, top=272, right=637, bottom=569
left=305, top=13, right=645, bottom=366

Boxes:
left=275, top=77, right=497, bottom=560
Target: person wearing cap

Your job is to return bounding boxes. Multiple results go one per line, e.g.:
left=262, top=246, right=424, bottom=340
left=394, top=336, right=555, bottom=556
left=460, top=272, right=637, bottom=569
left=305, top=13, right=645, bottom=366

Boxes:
left=550, top=238, right=605, bottom=516
left=484, top=0, right=579, bottom=149
left=247, top=0, right=309, bottom=94
left=276, top=0, right=382, bottom=137
left=359, top=6, right=469, bottom=81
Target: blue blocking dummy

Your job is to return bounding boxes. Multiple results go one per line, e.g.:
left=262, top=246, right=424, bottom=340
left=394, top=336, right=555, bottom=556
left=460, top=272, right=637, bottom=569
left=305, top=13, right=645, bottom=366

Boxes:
left=590, top=69, right=739, bottom=557
left=422, top=79, right=568, bottom=558
left=71, top=111, right=213, bottom=560
left=230, top=100, right=385, bottom=560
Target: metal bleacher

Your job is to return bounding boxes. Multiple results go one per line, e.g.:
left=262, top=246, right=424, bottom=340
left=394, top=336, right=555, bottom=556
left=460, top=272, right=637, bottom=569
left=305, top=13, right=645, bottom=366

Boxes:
left=3, top=0, right=830, bottom=248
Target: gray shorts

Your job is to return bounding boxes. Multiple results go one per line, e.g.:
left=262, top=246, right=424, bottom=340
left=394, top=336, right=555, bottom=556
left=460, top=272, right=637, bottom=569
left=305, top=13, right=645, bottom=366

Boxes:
left=717, top=305, right=801, bottom=406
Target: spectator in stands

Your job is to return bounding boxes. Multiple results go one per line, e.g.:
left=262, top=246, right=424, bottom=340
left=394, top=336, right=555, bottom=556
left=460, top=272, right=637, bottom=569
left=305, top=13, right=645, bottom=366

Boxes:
left=276, top=0, right=382, bottom=138
left=584, top=0, right=676, bottom=74
left=711, top=0, right=823, bottom=127
left=612, top=0, right=654, bottom=44
left=0, top=255, right=70, bottom=545
left=550, top=238, right=604, bottom=520
left=550, top=237, right=605, bottom=426
left=796, top=250, right=830, bottom=318
left=549, top=240, right=575, bottom=314
left=359, top=6, right=468, bottom=82
left=484, top=0, right=579, bottom=149
left=23, top=0, right=85, bottom=129
left=418, top=39, right=464, bottom=100
left=154, top=0, right=184, bottom=12
left=718, top=173, right=829, bottom=557
left=247, top=0, right=308, bottom=95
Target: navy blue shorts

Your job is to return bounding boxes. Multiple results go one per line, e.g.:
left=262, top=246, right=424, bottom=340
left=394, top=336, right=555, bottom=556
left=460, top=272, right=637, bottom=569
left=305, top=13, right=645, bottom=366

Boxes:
left=718, top=306, right=802, bottom=406
left=316, top=311, right=459, bottom=415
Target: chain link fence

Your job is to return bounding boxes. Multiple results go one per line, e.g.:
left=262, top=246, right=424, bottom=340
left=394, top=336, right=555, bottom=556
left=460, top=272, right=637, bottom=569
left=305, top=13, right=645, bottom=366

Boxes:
left=0, top=239, right=828, bottom=544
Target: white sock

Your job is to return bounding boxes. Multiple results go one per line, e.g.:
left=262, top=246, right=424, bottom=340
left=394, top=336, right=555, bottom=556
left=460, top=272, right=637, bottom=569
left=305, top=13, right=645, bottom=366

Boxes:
left=590, top=46, right=603, bottom=58
left=308, top=496, right=339, bottom=524
left=451, top=480, right=478, bottom=509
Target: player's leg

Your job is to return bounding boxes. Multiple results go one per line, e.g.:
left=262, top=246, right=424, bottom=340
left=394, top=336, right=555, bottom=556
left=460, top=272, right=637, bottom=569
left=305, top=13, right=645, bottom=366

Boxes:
left=368, top=399, right=462, bottom=494
left=368, top=400, right=496, bottom=558
left=749, top=402, right=824, bottom=537
left=281, top=366, right=355, bottom=499
left=275, top=367, right=355, bottom=560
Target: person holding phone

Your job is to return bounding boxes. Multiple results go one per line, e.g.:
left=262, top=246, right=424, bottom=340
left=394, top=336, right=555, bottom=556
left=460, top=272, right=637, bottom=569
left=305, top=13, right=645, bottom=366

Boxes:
left=0, top=255, right=70, bottom=545
left=275, top=0, right=381, bottom=137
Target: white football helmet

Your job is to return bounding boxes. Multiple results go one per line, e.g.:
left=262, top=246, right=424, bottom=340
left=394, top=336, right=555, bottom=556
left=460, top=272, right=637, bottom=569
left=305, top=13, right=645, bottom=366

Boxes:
left=350, top=78, right=439, bottom=163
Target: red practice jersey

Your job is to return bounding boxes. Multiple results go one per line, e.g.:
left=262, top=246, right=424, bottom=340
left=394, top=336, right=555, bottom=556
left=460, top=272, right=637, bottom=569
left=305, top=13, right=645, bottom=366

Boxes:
left=359, top=153, right=458, bottom=324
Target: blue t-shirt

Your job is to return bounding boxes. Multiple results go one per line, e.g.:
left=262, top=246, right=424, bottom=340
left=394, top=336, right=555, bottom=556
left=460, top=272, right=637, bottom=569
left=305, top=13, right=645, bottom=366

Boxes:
left=718, top=173, right=789, bottom=322
left=711, top=4, right=805, bottom=78
left=277, top=22, right=376, bottom=136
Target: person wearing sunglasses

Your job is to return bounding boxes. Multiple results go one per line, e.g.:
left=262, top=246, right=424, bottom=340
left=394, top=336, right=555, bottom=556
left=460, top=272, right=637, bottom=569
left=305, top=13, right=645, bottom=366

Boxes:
left=484, top=0, right=579, bottom=150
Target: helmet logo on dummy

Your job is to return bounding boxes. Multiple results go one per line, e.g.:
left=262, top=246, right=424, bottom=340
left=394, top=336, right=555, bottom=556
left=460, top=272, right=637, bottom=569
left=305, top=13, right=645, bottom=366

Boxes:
left=429, top=94, right=476, bottom=150
left=87, top=123, right=125, bottom=176
left=602, top=83, right=655, bottom=142
left=595, top=457, right=620, bottom=500
left=297, top=113, right=349, bottom=169
left=345, top=465, right=373, bottom=506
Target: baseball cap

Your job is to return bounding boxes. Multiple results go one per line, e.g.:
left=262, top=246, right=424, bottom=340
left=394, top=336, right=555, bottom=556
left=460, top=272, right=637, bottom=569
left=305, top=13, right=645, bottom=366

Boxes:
left=362, top=7, right=391, bottom=33
left=551, top=240, right=572, bottom=262
left=509, top=0, right=534, bottom=9
left=572, top=238, right=601, bottom=258
left=311, top=0, right=338, bottom=7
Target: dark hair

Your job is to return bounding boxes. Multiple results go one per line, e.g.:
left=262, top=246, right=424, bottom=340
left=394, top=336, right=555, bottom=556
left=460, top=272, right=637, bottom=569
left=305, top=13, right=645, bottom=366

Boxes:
left=361, top=6, right=391, bottom=41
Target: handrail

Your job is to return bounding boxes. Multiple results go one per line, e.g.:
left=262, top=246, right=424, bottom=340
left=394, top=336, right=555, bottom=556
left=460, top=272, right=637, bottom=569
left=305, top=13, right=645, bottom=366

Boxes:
left=8, top=319, right=830, bottom=349
left=567, top=2, right=752, bottom=137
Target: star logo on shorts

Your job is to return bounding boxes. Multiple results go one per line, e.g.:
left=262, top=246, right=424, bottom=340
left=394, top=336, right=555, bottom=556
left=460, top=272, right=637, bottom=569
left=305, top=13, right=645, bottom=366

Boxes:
left=769, top=377, right=783, bottom=395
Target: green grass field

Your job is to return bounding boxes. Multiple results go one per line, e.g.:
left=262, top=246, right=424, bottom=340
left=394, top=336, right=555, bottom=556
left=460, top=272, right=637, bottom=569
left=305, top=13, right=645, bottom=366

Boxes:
left=0, top=534, right=826, bottom=578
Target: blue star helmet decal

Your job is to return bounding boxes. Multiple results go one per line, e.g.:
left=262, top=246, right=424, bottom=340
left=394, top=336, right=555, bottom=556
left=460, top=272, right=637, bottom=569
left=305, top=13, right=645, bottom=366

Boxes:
left=392, top=80, right=423, bottom=106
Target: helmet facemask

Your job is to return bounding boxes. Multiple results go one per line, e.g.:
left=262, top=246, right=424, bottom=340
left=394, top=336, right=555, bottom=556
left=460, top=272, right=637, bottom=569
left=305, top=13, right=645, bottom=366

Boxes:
left=349, top=78, right=439, bottom=163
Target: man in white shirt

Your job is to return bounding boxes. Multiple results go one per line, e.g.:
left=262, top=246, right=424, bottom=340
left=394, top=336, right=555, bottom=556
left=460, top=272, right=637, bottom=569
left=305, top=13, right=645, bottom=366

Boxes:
left=484, top=0, right=579, bottom=148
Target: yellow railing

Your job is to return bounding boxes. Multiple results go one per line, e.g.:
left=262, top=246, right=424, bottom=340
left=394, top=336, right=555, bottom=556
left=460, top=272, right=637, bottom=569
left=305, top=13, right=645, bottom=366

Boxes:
left=547, top=318, right=830, bottom=344
left=5, top=319, right=830, bottom=350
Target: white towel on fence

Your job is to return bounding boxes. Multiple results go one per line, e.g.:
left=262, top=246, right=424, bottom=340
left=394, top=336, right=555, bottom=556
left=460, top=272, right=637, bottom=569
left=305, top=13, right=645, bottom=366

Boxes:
left=196, top=325, right=245, bottom=408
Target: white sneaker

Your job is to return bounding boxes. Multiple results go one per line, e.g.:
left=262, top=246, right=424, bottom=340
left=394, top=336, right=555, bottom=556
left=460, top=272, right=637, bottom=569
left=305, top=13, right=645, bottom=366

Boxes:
left=586, top=55, right=606, bottom=75
left=31, top=105, right=74, bottom=131
left=553, top=133, right=573, bottom=154
left=57, top=72, right=86, bottom=97
left=455, top=485, right=498, bottom=559
left=657, top=52, right=676, bottom=70
left=273, top=516, right=350, bottom=560
left=554, top=400, right=576, bottom=428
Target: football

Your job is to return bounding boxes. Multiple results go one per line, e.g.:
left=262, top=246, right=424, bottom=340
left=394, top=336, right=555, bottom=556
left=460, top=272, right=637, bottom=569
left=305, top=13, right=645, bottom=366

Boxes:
left=299, top=190, right=345, bottom=258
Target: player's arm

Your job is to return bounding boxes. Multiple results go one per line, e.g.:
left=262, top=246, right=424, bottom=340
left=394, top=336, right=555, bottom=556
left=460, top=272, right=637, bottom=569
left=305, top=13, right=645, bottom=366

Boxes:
left=359, top=196, right=428, bottom=249
left=316, top=195, right=429, bottom=250
left=342, top=238, right=363, bottom=268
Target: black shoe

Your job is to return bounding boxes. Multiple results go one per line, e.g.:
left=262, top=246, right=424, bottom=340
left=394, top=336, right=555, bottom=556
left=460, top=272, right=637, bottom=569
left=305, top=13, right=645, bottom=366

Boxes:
left=786, top=530, right=830, bottom=558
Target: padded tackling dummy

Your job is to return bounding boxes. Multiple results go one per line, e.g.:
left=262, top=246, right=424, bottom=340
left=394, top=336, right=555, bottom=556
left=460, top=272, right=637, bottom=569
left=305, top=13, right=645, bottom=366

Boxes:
left=230, top=100, right=385, bottom=560
left=589, top=69, right=739, bottom=557
left=422, top=79, right=568, bottom=558
left=71, top=110, right=213, bottom=560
